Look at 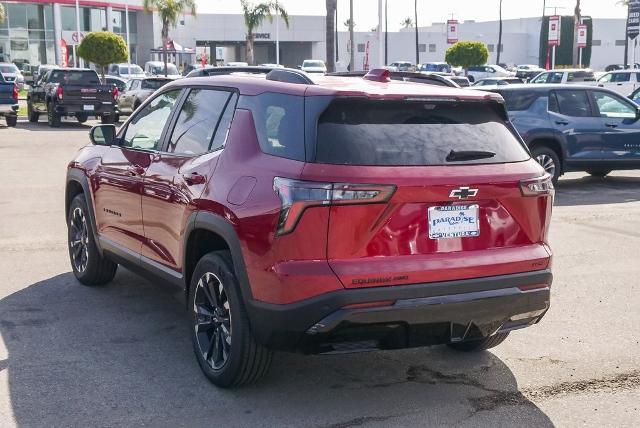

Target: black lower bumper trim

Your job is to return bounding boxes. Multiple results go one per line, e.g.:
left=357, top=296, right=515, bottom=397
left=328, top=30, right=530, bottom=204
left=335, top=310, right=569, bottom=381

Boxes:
left=246, top=270, right=552, bottom=352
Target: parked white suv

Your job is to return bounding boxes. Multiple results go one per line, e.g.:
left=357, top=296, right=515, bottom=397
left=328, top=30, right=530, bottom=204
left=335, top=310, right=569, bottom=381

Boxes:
left=300, top=60, right=327, bottom=74
left=596, top=70, right=640, bottom=97
left=466, top=64, right=513, bottom=82
left=530, top=69, right=596, bottom=84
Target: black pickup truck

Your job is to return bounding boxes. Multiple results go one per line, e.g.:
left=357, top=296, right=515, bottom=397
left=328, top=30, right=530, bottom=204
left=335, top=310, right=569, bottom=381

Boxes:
left=27, top=68, right=117, bottom=127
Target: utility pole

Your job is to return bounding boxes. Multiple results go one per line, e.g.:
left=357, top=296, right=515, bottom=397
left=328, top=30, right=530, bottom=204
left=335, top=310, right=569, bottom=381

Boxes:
left=74, top=0, right=80, bottom=67
left=349, top=0, right=354, bottom=71
left=414, top=0, right=419, bottom=65
left=384, top=0, right=388, bottom=65
left=497, top=0, right=503, bottom=65
left=572, top=0, right=581, bottom=67
left=378, top=0, right=383, bottom=67
left=335, top=3, right=339, bottom=62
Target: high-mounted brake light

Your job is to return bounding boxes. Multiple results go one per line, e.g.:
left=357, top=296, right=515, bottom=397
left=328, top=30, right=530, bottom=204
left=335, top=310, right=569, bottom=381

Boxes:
left=273, top=177, right=396, bottom=236
left=56, top=85, right=63, bottom=100
left=520, top=175, right=554, bottom=197
left=12, top=85, right=18, bottom=102
left=113, top=86, right=119, bottom=100
left=363, top=68, right=391, bottom=83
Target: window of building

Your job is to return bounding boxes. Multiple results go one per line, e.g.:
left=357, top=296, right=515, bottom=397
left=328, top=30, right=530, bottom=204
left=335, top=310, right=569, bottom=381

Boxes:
left=429, top=44, right=436, bottom=53
left=488, top=44, right=495, bottom=52
left=592, top=39, right=602, bottom=46
left=418, top=44, right=426, bottom=52
left=357, top=43, right=365, bottom=53
left=615, top=40, right=626, bottom=46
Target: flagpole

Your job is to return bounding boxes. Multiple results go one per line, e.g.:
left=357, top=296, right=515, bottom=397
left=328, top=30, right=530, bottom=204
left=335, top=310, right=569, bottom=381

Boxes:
left=74, top=0, right=81, bottom=67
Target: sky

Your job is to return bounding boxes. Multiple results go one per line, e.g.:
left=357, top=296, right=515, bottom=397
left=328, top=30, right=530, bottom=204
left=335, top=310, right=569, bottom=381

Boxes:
left=197, top=0, right=630, bottom=31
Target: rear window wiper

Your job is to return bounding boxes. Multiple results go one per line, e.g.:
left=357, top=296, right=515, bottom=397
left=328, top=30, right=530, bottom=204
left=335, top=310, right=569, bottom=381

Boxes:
left=446, top=150, right=496, bottom=162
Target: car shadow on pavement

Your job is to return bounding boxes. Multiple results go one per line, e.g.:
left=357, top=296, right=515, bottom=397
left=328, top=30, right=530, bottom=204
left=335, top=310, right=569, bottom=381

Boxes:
left=10, top=120, right=98, bottom=132
left=0, top=269, right=554, bottom=427
left=554, top=175, right=640, bottom=206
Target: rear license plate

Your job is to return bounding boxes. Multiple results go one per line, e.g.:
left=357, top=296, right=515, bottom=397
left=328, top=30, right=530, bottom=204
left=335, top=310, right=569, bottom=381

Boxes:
left=428, top=204, right=480, bottom=239
left=83, top=105, right=94, bottom=111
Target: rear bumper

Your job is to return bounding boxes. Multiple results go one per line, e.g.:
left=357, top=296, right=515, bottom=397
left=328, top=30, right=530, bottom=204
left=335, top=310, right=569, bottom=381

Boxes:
left=0, top=104, right=18, bottom=115
left=54, top=102, right=115, bottom=116
left=246, top=269, right=552, bottom=353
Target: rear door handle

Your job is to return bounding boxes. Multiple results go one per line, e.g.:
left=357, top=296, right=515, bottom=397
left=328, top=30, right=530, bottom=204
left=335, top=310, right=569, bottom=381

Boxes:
left=182, top=172, right=206, bottom=185
left=605, top=123, right=618, bottom=128
left=127, top=165, right=145, bottom=176
left=555, top=120, right=569, bottom=126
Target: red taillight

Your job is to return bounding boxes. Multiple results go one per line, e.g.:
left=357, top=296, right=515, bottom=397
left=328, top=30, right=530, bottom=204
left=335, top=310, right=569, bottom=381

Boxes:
left=343, top=300, right=396, bottom=310
left=519, top=174, right=554, bottom=197
left=113, top=86, right=119, bottom=100
left=363, top=68, right=391, bottom=82
left=273, top=177, right=396, bottom=236
left=12, top=85, right=18, bottom=102
left=56, top=85, right=63, bottom=100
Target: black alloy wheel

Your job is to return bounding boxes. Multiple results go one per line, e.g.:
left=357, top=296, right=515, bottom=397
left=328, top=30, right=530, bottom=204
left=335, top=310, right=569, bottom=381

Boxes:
left=69, top=206, right=89, bottom=273
left=193, top=271, right=232, bottom=370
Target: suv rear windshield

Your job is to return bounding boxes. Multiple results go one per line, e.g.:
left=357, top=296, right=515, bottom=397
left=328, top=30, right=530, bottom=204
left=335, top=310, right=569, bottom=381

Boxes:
left=142, top=79, right=170, bottom=90
left=49, top=70, right=100, bottom=84
left=315, top=99, right=529, bottom=166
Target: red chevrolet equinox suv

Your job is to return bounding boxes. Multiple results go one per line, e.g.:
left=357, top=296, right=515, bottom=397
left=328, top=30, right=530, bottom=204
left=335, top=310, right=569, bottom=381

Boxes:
left=65, top=68, right=554, bottom=387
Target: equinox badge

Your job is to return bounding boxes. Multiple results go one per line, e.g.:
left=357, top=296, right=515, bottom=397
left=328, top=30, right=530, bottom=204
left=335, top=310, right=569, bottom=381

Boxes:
left=449, top=187, right=478, bottom=200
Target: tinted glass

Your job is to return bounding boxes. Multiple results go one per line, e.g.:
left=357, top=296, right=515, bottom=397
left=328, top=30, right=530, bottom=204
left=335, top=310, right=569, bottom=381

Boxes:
left=531, top=73, right=549, bottom=83
left=567, top=71, right=595, bottom=82
left=240, top=93, right=305, bottom=161
left=123, top=90, right=181, bottom=150
left=49, top=70, right=99, bottom=84
left=611, top=73, right=631, bottom=82
left=142, top=79, right=170, bottom=90
left=552, top=90, right=592, bottom=117
left=119, top=65, right=143, bottom=74
left=0, top=64, right=19, bottom=73
left=598, top=73, right=613, bottom=83
left=499, top=90, right=540, bottom=111
left=166, top=89, right=231, bottom=155
left=315, top=99, right=529, bottom=166
left=593, top=92, right=636, bottom=118
left=211, top=93, right=238, bottom=151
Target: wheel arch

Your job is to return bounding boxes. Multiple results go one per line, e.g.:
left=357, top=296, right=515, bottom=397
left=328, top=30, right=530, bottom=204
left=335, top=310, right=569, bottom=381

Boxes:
left=66, top=169, right=102, bottom=254
left=529, top=138, right=564, bottom=171
left=184, top=212, right=253, bottom=305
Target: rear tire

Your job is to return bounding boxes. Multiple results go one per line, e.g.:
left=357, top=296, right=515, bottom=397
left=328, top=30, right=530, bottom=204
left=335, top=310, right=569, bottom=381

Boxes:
left=189, top=251, right=272, bottom=387
left=447, top=332, right=510, bottom=352
left=76, top=113, right=88, bottom=123
left=531, top=146, right=561, bottom=184
left=5, top=115, right=17, bottom=127
left=586, top=169, right=611, bottom=178
left=27, top=101, right=39, bottom=122
left=101, top=115, right=115, bottom=124
left=67, top=194, right=117, bottom=286
left=47, top=102, right=61, bottom=127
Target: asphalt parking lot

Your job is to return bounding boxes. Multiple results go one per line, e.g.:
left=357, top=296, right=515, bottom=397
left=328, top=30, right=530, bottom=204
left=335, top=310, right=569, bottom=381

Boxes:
left=0, top=120, right=639, bottom=427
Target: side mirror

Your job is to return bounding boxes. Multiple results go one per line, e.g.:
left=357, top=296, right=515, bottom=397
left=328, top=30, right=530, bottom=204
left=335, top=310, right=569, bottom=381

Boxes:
left=90, top=125, right=116, bottom=146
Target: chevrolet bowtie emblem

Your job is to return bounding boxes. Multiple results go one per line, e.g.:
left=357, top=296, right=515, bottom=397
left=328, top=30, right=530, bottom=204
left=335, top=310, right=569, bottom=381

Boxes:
left=449, top=187, right=478, bottom=200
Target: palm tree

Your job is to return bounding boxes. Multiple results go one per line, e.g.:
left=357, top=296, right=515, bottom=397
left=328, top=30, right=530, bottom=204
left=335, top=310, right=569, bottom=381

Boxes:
left=326, top=0, right=337, bottom=72
left=143, top=0, right=196, bottom=77
left=496, top=0, right=503, bottom=64
left=344, top=18, right=356, bottom=29
left=401, top=17, right=414, bottom=29
left=241, top=1, right=289, bottom=66
left=0, top=3, right=5, bottom=24
left=572, top=0, right=581, bottom=66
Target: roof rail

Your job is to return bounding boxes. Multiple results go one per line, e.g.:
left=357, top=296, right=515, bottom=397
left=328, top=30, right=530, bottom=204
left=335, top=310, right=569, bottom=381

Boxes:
left=197, top=66, right=274, bottom=77
left=265, top=68, right=315, bottom=85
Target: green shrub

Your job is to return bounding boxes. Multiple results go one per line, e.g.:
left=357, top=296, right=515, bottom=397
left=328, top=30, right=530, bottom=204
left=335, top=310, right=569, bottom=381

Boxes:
left=77, top=32, right=128, bottom=79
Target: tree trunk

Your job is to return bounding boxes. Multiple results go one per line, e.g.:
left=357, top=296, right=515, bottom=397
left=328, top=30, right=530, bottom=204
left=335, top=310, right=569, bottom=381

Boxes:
left=246, top=33, right=254, bottom=65
left=572, top=0, right=581, bottom=67
left=497, top=0, right=503, bottom=65
left=162, top=22, right=168, bottom=77
left=414, top=0, right=419, bottom=65
left=326, top=0, right=336, bottom=72
left=349, top=0, right=354, bottom=71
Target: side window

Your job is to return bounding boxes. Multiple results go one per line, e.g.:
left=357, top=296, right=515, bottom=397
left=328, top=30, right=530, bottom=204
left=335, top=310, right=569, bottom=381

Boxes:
left=612, top=73, right=631, bottom=83
left=487, top=67, right=495, bottom=73
left=598, top=73, right=613, bottom=83
left=122, top=90, right=181, bottom=150
left=532, top=72, right=549, bottom=83
left=166, top=89, right=232, bottom=155
left=593, top=91, right=637, bottom=118
left=548, top=92, right=559, bottom=113
left=549, top=72, right=563, bottom=83
left=125, top=80, right=134, bottom=91
left=211, top=93, right=238, bottom=151
left=552, top=90, right=592, bottom=117
left=240, top=93, right=305, bottom=161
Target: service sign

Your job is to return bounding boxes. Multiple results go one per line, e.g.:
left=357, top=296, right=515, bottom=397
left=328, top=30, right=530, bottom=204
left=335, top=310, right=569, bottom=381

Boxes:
left=628, top=0, right=640, bottom=40
left=577, top=24, right=588, bottom=48
left=548, top=15, right=561, bottom=46
left=447, top=20, right=459, bottom=44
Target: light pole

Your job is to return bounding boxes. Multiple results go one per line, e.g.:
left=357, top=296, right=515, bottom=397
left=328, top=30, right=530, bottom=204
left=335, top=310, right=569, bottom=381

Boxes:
left=74, top=0, right=81, bottom=67
left=378, top=0, right=383, bottom=67
left=349, top=0, right=354, bottom=71
left=125, top=0, right=131, bottom=68
left=275, top=0, right=280, bottom=65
